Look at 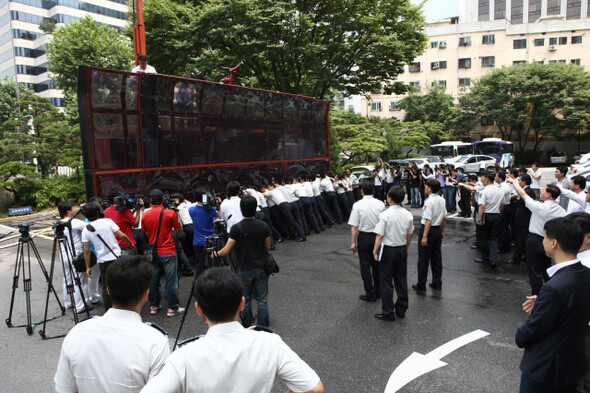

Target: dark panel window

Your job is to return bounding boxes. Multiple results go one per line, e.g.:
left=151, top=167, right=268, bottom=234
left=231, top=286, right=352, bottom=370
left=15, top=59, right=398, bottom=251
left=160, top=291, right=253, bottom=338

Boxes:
left=459, top=36, right=472, bottom=46
left=482, top=34, right=495, bottom=44
left=409, top=62, right=421, bottom=72
left=459, top=58, right=472, bottom=68
left=534, top=38, right=544, bottom=46
left=494, top=0, right=506, bottom=19
left=482, top=56, right=495, bottom=67
left=547, top=0, right=561, bottom=14
left=559, top=37, right=568, bottom=45
left=479, top=0, right=490, bottom=21
left=513, top=39, right=527, bottom=49
left=512, top=0, right=523, bottom=23
left=572, top=35, right=583, bottom=44
left=567, top=0, right=582, bottom=19
left=529, top=0, right=542, bottom=21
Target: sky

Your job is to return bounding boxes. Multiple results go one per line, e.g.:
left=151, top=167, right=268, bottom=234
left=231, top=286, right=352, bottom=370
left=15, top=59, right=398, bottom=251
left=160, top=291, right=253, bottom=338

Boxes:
left=412, top=0, right=460, bottom=22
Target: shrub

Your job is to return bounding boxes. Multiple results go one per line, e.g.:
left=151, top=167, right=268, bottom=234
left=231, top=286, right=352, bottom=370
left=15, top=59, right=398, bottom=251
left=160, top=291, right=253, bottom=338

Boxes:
left=33, top=176, right=86, bottom=209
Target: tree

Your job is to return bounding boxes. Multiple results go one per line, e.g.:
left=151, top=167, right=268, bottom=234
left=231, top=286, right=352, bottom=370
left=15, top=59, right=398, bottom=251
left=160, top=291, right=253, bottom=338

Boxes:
left=392, top=121, right=431, bottom=157
left=465, top=63, right=590, bottom=151
left=330, top=109, right=386, bottom=164
left=140, top=0, right=427, bottom=99
left=39, top=19, right=56, bottom=34
left=47, top=15, right=134, bottom=96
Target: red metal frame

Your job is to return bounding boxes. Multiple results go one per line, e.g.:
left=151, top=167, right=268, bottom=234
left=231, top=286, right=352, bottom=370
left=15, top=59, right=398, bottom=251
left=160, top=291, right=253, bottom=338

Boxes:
left=132, top=0, right=146, bottom=64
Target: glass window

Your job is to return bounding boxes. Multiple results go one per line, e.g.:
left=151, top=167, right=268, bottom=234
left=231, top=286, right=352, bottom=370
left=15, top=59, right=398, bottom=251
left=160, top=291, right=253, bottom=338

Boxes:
left=474, top=142, right=499, bottom=155
left=559, top=37, right=568, bottom=45
left=459, top=78, right=471, bottom=87
left=549, top=37, right=558, bottom=45
left=513, top=39, right=527, bottom=49
left=513, top=60, right=526, bottom=66
left=481, top=56, right=495, bottom=67
left=482, top=34, right=495, bottom=44
left=459, top=58, right=471, bottom=68
left=572, top=36, right=582, bottom=44
left=370, top=102, right=382, bottom=111
left=571, top=59, right=581, bottom=65
left=459, top=36, right=472, bottom=46
left=408, top=62, right=421, bottom=72
left=430, top=41, right=438, bottom=48
left=534, top=38, right=544, bottom=46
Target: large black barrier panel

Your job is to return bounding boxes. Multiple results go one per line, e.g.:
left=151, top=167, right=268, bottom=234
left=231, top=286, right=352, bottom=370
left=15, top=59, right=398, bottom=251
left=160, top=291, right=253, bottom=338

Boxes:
left=77, top=66, right=330, bottom=199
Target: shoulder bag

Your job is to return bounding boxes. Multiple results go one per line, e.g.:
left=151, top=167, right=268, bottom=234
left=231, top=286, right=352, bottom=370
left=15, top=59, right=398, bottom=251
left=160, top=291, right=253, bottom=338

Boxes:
left=145, top=208, right=165, bottom=262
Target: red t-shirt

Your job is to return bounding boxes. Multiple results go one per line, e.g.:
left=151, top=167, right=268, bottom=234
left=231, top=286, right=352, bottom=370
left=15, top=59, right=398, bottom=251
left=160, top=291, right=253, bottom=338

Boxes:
left=104, top=205, right=136, bottom=248
left=141, top=205, right=181, bottom=256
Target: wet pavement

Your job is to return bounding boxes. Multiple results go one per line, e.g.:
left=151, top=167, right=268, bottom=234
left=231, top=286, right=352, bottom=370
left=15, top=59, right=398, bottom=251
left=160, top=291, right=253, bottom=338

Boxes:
left=0, top=168, right=556, bottom=392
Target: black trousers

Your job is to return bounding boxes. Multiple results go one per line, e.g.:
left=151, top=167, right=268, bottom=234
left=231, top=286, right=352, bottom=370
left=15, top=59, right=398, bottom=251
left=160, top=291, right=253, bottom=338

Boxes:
left=279, top=202, right=305, bottom=238
left=526, top=233, right=551, bottom=295
left=300, top=197, right=321, bottom=233
left=269, top=205, right=290, bottom=238
left=353, top=187, right=362, bottom=201
left=511, top=224, right=528, bottom=262
left=357, top=232, right=380, bottom=298
left=337, top=192, right=351, bottom=221
left=291, top=201, right=308, bottom=235
left=309, top=196, right=325, bottom=229
left=324, top=191, right=343, bottom=224
left=346, top=191, right=355, bottom=209
left=181, top=224, right=194, bottom=258
left=380, top=245, right=408, bottom=318
left=499, top=205, right=512, bottom=251
left=99, top=260, right=116, bottom=311
left=520, top=374, right=576, bottom=393
left=481, top=213, right=501, bottom=264
left=374, top=185, right=384, bottom=201
left=261, top=207, right=282, bottom=241
left=315, top=195, right=335, bottom=226
left=577, top=326, right=590, bottom=393
left=417, top=225, right=442, bottom=288
left=459, top=188, right=471, bottom=217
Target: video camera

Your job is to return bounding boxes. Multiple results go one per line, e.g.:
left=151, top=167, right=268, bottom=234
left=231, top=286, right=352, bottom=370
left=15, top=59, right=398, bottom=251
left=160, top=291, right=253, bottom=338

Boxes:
left=204, top=235, right=220, bottom=253
left=113, top=193, right=141, bottom=211
left=162, top=192, right=178, bottom=210
left=13, top=222, right=33, bottom=236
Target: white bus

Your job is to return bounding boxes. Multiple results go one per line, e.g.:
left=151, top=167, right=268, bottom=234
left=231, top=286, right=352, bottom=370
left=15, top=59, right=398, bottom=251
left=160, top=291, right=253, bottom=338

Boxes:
left=430, top=141, right=472, bottom=162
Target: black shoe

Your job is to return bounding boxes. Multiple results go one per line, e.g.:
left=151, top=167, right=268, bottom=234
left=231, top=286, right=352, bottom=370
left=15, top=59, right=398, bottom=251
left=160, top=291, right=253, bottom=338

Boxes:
left=181, top=270, right=194, bottom=277
left=412, top=284, right=426, bottom=292
left=359, top=295, right=377, bottom=302
left=429, top=283, right=441, bottom=290
left=474, top=258, right=489, bottom=263
left=471, top=245, right=479, bottom=250
left=270, top=245, right=276, bottom=250
left=276, top=238, right=284, bottom=244
left=395, top=310, right=406, bottom=319
left=296, top=237, right=306, bottom=242
left=77, top=305, right=94, bottom=314
left=490, top=262, right=497, bottom=268
left=375, top=313, right=395, bottom=321
left=504, top=258, right=520, bottom=264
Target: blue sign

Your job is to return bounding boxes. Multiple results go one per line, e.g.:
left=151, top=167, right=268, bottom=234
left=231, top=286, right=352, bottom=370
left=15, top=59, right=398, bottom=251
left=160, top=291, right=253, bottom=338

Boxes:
left=9, top=206, right=32, bottom=215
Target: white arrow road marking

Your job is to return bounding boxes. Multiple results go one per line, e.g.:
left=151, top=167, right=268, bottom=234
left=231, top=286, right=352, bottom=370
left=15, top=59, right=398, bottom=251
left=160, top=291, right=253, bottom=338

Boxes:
left=384, top=329, right=490, bottom=393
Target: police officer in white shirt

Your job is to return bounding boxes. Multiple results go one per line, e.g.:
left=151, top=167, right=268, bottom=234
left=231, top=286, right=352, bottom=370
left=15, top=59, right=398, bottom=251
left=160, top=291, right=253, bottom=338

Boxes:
left=314, top=174, right=335, bottom=226
left=262, top=183, right=306, bottom=242
left=413, top=179, right=446, bottom=292
left=220, top=181, right=244, bottom=233
left=475, top=171, right=505, bottom=268
left=373, top=187, right=414, bottom=321
left=320, top=171, right=342, bottom=224
left=346, top=168, right=361, bottom=201
left=496, top=171, right=513, bottom=253
left=510, top=179, right=566, bottom=295
left=55, top=256, right=171, bottom=393
left=528, top=163, right=542, bottom=200
left=557, top=175, right=588, bottom=214
left=349, top=182, right=385, bottom=302
left=140, top=268, right=324, bottom=393
left=296, top=177, right=322, bottom=233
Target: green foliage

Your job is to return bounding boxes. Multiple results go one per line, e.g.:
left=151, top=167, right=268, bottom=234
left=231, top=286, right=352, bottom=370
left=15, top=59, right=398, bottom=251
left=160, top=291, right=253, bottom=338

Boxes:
left=33, top=175, right=86, bottom=209
left=47, top=15, right=134, bottom=96
left=391, top=120, right=431, bottom=157
left=465, top=62, right=590, bottom=150
left=39, top=19, right=56, bottom=34
left=141, top=0, right=427, bottom=99
left=330, top=109, right=386, bottom=164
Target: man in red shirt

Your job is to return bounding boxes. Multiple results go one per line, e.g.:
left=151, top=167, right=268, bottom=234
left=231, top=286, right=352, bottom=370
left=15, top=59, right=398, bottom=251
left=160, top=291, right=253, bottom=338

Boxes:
left=141, top=189, right=185, bottom=317
left=104, top=187, right=141, bottom=256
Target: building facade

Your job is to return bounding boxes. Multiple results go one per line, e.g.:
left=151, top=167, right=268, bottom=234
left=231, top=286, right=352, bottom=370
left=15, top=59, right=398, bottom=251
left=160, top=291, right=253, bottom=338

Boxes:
left=0, top=0, right=128, bottom=106
left=461, top=0, right=589, bottom=24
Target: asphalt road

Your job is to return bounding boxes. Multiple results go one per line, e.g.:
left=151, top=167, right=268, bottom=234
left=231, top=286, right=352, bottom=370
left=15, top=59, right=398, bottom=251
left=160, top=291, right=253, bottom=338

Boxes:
left=0, top=168, right=556, bottom=392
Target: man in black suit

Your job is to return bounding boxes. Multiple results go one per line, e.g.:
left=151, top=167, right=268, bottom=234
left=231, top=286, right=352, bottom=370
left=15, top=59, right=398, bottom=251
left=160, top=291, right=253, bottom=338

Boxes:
left=516, top=217, right=590, bottom=393
left=505, top=174, right=535, bottom=264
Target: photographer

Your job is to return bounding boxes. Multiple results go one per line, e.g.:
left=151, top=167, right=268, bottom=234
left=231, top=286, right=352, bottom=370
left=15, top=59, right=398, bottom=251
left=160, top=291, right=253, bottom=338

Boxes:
left=188, top=187, right=220, bottom=276
left=220, top=181, right=244, bottom=233
left=104, top=186, right=142, bottom=256
left=141, top=189, right=184, bottom=317
left=211, top=195, right=272, bottom=327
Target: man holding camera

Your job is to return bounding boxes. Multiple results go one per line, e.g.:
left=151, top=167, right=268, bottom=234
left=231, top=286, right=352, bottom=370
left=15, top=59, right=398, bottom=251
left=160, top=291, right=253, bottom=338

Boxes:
left=188, top=187, right=220, bottom=276
left=141, top=189, right=185, bottom=317
left=213, top=196, right=272, bottom=327
left=104, top=187, right=142, bottom=256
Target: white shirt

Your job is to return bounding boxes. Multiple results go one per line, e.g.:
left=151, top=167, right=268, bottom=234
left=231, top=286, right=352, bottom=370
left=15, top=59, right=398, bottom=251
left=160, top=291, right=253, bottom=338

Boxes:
left=374, top=169, right=385, bottom=186
left=348, top=174, right=359, bottom=188
left=131, top=64, right=157, bottom=74
left=303, top=181, right=314, bottom=197
left=374, top=205, right=414, bottom=247
left=66, top=218, right=86, bottom=253
left=385, top=170, right=394, bottom=183
left=320, top=177, right=335, bottom=193
left=335, top=180, right=347, bottom=194
left=500, top=181, right=513, bottom=205
left=311, top=178, right=322, bottom=196
left=220, top=196, right=243, bottom=233
left=421, top=194, right=446, bottom=225
left=54, top=309, right=170, bottom=393
left=348, top=195, right=385, bottom=232
left=81, top=218, right=121, bottom=263
left=525, top=198, right=566, bottom=236
left=296, top=183, right=309, bottom=198
left=140, top=322, right=320, bottom=393
left=264, top=188, right=287, bottom=205
left=530, top=169, right=542, bottom=189
left=578, top=250, right=590, bottom=269
left=177, top=202, right=195, bottom=225
left=546, top=259, right=580, bottom=278
left=246, top=189, right=267, bottom=209
left=279, top=186, right=297, bottom=202
left=559, top=188, right=588, bottom=214
left=480, top=184, right=504, bottom=213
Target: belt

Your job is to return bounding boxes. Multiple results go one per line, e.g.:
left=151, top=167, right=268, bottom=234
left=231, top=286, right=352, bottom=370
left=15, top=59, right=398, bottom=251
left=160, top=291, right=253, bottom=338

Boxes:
left=383, top=244, right=406, bottom=249
left=484, top=212, right=500, bottom=215
left=420, top=224, right=440, bottom=228
left=359, top=231, right=376, bottom=235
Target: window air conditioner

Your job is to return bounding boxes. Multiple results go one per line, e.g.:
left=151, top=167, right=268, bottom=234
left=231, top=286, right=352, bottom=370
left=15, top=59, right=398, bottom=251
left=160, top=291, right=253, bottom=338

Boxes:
left=549, top=45, right=558, bottom=51
left=439, top=41, right=447, bottom=48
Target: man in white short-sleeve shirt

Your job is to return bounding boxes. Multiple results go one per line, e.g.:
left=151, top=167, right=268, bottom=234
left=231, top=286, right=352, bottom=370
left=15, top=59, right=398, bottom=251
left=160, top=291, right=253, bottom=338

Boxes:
left=141, top=268, right=324, bottom=393
left=528, top=163, right=542, bottom=199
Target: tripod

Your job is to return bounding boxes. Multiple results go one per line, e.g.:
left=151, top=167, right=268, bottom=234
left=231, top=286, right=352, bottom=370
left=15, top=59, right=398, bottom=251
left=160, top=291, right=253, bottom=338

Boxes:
left=5, top=223, right=65, bottom=336
left=173, top=234, right=235, bottom=349
left=39, top=222, right=91, bottom=339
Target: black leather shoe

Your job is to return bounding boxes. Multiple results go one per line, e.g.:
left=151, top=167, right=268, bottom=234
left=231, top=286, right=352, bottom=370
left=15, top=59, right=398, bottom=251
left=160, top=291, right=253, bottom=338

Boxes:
left=296, top=237, right=306, bottom=242
left=474, top=258, right=489, bottom=263
left=504, top=258, right=520, bottom=264
left=181, top=270, right=194, bottom=277
left=429, top=283, right=441, bottom=290
left=412, top=284, right=426, bottom=292
left=375, top=313, right=395, bottom=321
left=490, top=262, right=497, bottom=268
left=395, top=310, right=405, bottom=319
left=470, top=245, right=479, bottom=250
left=359, top=295, right=377, bottom=302
left=276, top=238, right=284, bottom=244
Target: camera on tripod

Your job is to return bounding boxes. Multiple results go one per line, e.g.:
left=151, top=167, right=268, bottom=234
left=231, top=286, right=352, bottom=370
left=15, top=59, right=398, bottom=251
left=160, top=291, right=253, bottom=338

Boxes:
left=113, top=193, right=139, bottom=211
left=13, top=222, right=33, bottom=235
left=52, top=220, right=69, bottom=236
left=213, top=218, right=226, bottom=235
left=204, top=235, right=220, bottom=253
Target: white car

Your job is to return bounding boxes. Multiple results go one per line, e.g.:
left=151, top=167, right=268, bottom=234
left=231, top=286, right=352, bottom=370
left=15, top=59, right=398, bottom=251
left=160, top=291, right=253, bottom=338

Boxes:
left=349, top=165, right=375, bottom=182
left=574, top=152, right=590, bottom=165
left=452, top=155, right=497, bottom=173
left=406, top=158, right=431, bottom=169
left=567, top=160, right=590, bottom=179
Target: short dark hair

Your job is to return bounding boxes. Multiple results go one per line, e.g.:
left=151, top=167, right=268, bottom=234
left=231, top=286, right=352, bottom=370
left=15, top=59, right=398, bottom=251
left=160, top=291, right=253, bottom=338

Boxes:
left=58, top=201, right=74, bottom=219
left=545, top=184, right=561, bottom=200
left=82, top=202, right=100, bottom=221
left=425, top=178, right=441, bottom=193
left=150, top=189, right=164, bottom=204
left=572, top=175, right=587, bottom=190
left=520, top=174, right=532, bottom=185
left=482, top=171, right=495, bottom=183
left=496, top=171, right=506, bottom=181
left=509, top=168, right=519, bottom=178
left=518, top=166, right=527, bottom=174
left=193, top=187, right=206, bottom=202
left=194, top=268, right=243, bottom=322
left=107, top=186, right=124, bottom=204
left=468, top=174, right=478, bottom=182
left=568, top=212, right=590, bottom=235
left=387, top=186, right=405, bottom=204
left=544, top=217, right=583, bottom=255
left=556, top=166, right=568, bottom=175
left=226, top=181, right=241, bottom=197
left=106, top=256, right=152, bottom=307
left=240, top=195, right=257, bottom=217
left=532, top=162, right=539, bottom=167
left=361, top=181, right=374, bottom=195
left=137, top=54, right=147, bottom=62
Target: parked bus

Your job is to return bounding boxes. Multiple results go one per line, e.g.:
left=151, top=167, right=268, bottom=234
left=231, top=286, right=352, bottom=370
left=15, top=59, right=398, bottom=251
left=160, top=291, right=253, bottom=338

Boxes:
left=77, top=66, right=330, bottom=199
left=430, top=141, right=472, bottom=161
left=472, top=138, right=514, bottom=167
